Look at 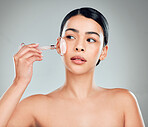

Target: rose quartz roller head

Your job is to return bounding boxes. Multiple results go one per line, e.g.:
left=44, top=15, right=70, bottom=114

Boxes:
left=59, top=38, right=66, bottom=55
left=37, top=38, right=67, bottom=55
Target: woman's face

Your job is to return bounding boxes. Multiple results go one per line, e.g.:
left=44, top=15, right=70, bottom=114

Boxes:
left=60, top=15, right=106, bottom=74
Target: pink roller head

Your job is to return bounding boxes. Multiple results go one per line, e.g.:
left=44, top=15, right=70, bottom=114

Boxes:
left=60, top=38, right=66, bottom=55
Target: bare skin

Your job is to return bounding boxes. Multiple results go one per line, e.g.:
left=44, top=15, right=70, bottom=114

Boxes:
left=7, top=87, right=144, bottom=127
left=0, top=15, right=145, bottom=127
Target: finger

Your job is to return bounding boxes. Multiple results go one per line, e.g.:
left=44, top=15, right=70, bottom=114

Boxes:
left=16, top=52, right=43, bottom=66
left=16, top=47, right=42, bottom=59
left=27, top=55, right=43, bottom=64
left=20, top=51, right=43, bottom=60
left=18, top=43, right=25, bottom=50
left=18, top=43, right=39, bottom=51
left=27, top=43, right=39, bottom=48
left=22, top=43, right=39, bottom=48
left=17, top=43, right=40, bottom=54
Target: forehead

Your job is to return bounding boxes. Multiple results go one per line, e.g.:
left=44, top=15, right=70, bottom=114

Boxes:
left=63, top=15, right=103, bottom=34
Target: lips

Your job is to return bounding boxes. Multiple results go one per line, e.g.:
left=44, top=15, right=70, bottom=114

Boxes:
left=70, top=56, right=87, bottom=65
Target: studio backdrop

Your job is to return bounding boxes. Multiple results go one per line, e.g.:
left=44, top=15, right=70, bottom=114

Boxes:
left=0, top=0, right=147, bottom=125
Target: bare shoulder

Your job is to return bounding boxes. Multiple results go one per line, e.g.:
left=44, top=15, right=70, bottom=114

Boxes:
left=104, top=87, right=131, bottom=94
left=110, top=88, right=140, bottom=109
left=8, top=94, right=52, bottom=126
left=102, top=87, right=136, bottom=101
left=99, top=87, right=140, bottom=111
left=102, top=88, right=145, bottom=126
left=105, top=88, right=140, bottom=108
left=19, top=87, right=62, bottom=108
left=17, top=93, right=56, bottom=113
left=20, top=94, right=51, bottom=106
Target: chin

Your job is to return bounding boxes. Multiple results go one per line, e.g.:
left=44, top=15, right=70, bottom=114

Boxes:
left=65, top=63, right=95, bottom=75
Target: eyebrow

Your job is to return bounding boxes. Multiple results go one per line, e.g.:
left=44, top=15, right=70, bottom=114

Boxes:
left=65, top=28, right=100, bottom=37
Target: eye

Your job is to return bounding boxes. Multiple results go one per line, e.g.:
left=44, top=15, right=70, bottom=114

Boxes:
left=87, top=38, right=96, bottom=43
left=66, top=35, right=75, bottom=39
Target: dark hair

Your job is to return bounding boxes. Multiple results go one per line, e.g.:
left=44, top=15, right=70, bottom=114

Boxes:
left=60, top=7, right=109, bottom=66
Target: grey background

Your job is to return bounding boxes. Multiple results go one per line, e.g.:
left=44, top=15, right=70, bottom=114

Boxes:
left=0, top=0, right=147, bottom=125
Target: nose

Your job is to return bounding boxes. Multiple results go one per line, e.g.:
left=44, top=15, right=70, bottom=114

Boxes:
left=75, top=48, right=85, bottom=52
left=74, top=40, right=85, bottom=52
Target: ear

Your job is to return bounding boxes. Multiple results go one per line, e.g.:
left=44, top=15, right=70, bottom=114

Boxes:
left=99, top=45, right=108, bottom=61
left=56, top=37, right=62, bottom=55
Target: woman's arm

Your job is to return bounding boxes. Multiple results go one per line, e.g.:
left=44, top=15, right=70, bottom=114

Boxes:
left=0, top=79, right=34, bottom=127
left=123, top=90, right=145, bottom=127
left=0, top=43, right=43, bottom=127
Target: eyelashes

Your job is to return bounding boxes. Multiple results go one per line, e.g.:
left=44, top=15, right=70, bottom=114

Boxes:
left=65, top=35, right=97, bottom=43
left=87, top=38, right=96, bottom=43
left=66, top=35, right=75, bottom=39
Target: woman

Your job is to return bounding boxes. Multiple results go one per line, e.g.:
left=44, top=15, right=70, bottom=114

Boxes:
left=0, top=7, right=145, bottom=127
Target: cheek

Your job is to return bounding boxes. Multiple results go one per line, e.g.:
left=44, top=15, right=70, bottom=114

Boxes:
left=88, top=43, right=101, bottom=57
left=93, top=50, right=101, bottom=65
left=94, top=47, right=100, bottom=56
left=65, top=41, right=74, bottom=54
left=86, top=45, right=102, bottom=65
left=92, top=49, right=100, bottom=60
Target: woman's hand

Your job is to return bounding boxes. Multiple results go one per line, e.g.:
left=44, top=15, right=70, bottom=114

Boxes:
left=13, top=43, right=43, bottom=85
left=0, top=43, right=43, bottom=127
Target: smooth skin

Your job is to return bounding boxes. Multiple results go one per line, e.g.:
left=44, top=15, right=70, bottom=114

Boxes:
left=0, top=15, right=145, bottom=127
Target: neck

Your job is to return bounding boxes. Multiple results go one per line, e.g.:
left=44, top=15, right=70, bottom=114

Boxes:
left=62, top=68, right=98, bottom=100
